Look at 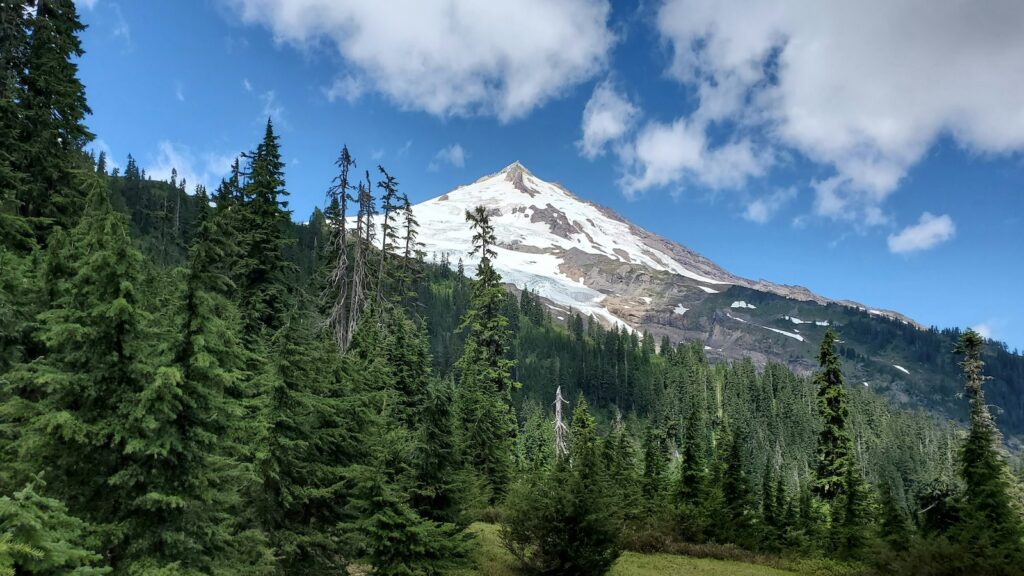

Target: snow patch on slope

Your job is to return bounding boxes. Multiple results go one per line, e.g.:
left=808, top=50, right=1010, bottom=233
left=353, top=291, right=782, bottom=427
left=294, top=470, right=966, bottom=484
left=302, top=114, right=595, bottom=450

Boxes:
left=893, top=364, right=910, bottom=375
left=726, top=313, right=804, bottom=342
left=731, top=301, right=757, bottom=309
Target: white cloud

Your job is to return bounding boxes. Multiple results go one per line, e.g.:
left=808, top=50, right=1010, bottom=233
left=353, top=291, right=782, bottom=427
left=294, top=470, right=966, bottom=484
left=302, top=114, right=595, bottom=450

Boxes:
left=428, top=143, right=467, bottom=172
left=744, top=187, right=797, bottom=224
left=175, top=82, right=185, bottom=102
left=887, top=212, right=956, bottom=254
left=973, top=322, right=995, bottom=339
left=242, top=78, right=252, bottom=92
left=75, top=0, right=98, bottom=10
left=87, top=139, right=119, bottom=171
left=110, top=3, right=131, bottom=44
left=578, top=79, right=639, bottom=159
left=227, top=0, right=614, bottom=122
left=147, top=141, right=235, bottom=193
left=617, top=117, right=770, bottom=197
left=649, top=0, right=1024, bottom=221
left=324, top=74, right=366, bottom=104
left=259, top=90, right=286, bottom=126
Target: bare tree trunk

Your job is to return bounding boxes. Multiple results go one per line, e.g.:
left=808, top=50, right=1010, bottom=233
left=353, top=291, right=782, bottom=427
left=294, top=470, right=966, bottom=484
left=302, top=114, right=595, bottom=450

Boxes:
left=554, top=386, right=569, bottom=461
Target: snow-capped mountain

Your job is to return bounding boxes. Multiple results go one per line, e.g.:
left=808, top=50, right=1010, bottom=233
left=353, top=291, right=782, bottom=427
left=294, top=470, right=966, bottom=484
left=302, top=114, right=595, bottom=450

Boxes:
left=392, top=162, right=1024, bottom=434
left=412, top=161, right=912, bottom=340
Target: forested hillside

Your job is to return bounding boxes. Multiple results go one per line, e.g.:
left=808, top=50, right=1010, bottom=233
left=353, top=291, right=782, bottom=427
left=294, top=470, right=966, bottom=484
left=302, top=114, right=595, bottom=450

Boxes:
left=2, top=2, right=1023, bottom=575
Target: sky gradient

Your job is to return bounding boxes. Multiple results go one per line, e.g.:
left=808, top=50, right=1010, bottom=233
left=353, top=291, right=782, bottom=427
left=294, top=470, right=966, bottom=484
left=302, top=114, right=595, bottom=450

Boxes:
left=73, top=0, right=1024, bottom=350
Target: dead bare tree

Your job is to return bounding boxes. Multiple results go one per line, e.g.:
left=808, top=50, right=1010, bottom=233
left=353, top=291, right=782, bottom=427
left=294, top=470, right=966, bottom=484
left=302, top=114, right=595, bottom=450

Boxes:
left=554, top=386, right=569, bottom=461
left=324, top=145, right=355, bottom=352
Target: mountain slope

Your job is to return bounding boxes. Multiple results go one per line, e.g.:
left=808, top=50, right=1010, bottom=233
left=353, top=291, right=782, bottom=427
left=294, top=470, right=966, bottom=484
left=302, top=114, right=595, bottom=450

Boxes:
left=410, top=162, right=1024, bottom=438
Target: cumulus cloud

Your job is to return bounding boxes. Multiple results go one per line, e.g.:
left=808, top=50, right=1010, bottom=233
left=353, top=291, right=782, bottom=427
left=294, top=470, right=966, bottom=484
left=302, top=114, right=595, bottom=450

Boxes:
left=744, top=187, right=797, bottom=224
left=578, top=79, right=639, bottom=159
left=428, top=143, right=467, bottom=172
left=617, top=118, right=770, bottom=197
left=147, top=141, right=236, bottom=193
left=645, top=0, right=1024, bottom=221
left=228, top=0, right=614, bottom=122
left=887, top=212, right=956, bottom=254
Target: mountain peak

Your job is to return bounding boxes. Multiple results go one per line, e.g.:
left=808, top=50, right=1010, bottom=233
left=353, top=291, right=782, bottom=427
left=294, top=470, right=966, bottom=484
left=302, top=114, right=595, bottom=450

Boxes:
left=500, top=160, right=532, bottom=177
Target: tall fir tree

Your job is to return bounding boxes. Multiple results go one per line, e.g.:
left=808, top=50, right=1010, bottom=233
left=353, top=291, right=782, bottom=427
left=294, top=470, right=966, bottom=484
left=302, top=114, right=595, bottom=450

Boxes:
left=674, top=400, right=709, bottom=541
left=0, top=0, right=33, bottom=250
left=254, top=305, right=373, bottom=574
left=6, top=179, right=152, bottom=566
left=17, top=0, right=93, bottom=236
left=952, top=329, right=1023, bottom=573
left=238, top=119, right=293, bottom=341
left=454, top=206, right=518, bottom=500
left=813, top=328, right=854, bottom=502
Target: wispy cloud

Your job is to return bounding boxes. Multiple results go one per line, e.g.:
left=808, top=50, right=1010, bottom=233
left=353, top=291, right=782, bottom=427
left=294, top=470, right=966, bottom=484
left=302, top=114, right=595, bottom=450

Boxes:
left=258, top=90, right=286, bottom=127
left=428, top=143, right=466, bottom=172
left=146, top=141, right=236, bottom=193
left=324, top=74, right=366, bottom=104
left=887, top=212, right=956, bottom=254
left=110, top=3, right=131, bottom=46
left=175, top=81, right=185, bottom=102
left=743, top=187, right=798, bottom=224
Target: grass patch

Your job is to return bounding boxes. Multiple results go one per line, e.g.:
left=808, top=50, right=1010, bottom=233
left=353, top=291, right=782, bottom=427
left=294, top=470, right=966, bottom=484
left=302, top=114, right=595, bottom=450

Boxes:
left=445, top=523, right=809, bottom=576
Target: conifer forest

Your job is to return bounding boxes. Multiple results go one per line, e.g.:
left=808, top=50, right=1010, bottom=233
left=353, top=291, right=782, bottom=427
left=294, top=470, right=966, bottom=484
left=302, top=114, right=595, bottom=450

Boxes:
left=1, top=2, right=1023, bottom=575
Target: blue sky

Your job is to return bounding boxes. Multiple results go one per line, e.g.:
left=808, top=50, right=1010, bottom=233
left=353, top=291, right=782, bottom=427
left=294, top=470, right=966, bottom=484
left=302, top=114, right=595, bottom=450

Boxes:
left=74, top=0, right=1024, bottom=350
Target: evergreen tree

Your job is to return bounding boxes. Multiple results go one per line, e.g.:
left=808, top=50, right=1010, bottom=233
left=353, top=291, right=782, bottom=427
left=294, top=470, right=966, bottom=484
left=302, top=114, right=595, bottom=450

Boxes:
left=501, top=396, right=621, bottom=576
left=238, top=119, right=293, bottom=340
left=674, top=404, right=709, bottom=541
left=714, top=428, right=757, bottom=548
left=17, top=0, right=93, bottom=236
left=0, top=0, right=33, bottom=250
left=878, top=482, right=911, bottom=552
left=6, top=179, right=153, bottom=565
left=952, top=329, right=1023, bottom=572
left=640, top=426, right=668, bottom=512
left=121, top=192, right=274, bottom=574
left=255, top=306, right=371, bottom=574
left=454, top=206, right=518, bottom=499
left=0, top=478, right=107, bottom=575
left=813, top=329, right=854, bottom=502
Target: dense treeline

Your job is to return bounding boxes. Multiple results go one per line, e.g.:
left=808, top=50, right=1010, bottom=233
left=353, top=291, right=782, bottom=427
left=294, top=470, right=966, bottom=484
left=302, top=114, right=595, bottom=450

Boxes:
left=1, top=3, right=1023, bottom=575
